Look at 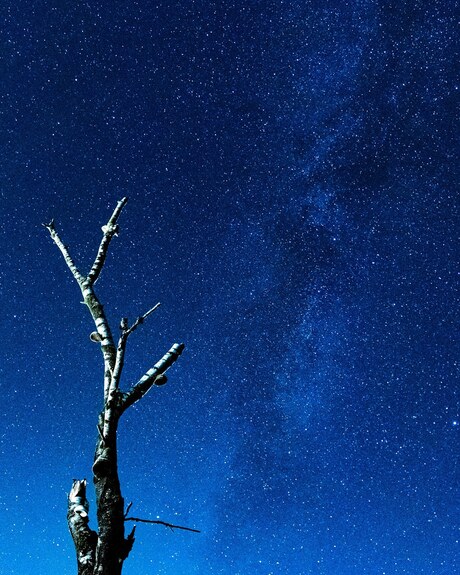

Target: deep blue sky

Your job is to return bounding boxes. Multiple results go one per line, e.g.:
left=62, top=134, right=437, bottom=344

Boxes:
left=0, top=1, right=458, bottom=574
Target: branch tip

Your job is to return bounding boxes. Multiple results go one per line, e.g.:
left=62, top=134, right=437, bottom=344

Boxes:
left=42, top=218, right=55, bottom=230
left=124, top=303, right=161, bottom=336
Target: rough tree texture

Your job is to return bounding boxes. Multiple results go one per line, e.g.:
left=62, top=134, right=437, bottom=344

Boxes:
left=44, top=199, right=195, bottom=575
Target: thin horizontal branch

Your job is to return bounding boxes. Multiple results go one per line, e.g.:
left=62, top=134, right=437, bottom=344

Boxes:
left=121, top=343, right=185, bottom=411
left=43, top=220, right=86, bottom=286
left=88, top=197, right=128, bottom=285
left=125, top=517, right=200, bottom=533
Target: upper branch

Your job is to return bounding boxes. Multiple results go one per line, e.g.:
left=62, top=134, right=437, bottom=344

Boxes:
left=88, top=197, right=128, bottom=285
left=43, top=220, right=86, bottom=286
left=111, top=303, right=161, bottom=392
left=43, top=211, right=118, bottom=401
left=125, top=303, right=161, bottom=337
left=121, top=343, right=185, bottom=412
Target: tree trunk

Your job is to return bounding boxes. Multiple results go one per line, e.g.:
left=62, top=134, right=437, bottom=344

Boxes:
left=93, top=435, right=126, bottom=574
left=45, top=199, right=191, bottom=574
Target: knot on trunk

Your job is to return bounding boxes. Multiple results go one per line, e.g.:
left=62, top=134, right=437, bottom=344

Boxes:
left=92, top=447, right=114, bottom=476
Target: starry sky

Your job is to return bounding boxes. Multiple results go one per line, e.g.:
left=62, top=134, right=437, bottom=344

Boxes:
left=0, top=1, right=458, bottom=574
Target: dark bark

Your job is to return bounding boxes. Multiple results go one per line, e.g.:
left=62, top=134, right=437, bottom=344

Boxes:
left=93, top=438, right=126, bottom=575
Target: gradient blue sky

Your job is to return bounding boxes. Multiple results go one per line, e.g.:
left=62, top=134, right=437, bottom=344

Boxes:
left=0, top=1, right=458, bottom=574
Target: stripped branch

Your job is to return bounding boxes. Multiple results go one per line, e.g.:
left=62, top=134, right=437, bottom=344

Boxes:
left=125, top=517, right=200, bottom=533
left=43, top=220, right=86, bottom=286
left=43, top=215, right=117, bottom=403
left=121, top=343, right=185, bottom=411
left=80, top=281, right=116, bottom=402
left=88, top=197, right=128, bottom=285
left=126, top=303, right=161, bottom=336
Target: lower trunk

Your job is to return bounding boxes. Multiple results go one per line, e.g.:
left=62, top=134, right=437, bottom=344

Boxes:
left=92, top=429, right=129, bottom=574
left=68, top=419, right=134, bottom=575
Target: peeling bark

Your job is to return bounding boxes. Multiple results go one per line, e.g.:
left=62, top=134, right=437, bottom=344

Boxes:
left=68, top=480, right=97, bottom=575
left=44, top=199, right=195, bottom=574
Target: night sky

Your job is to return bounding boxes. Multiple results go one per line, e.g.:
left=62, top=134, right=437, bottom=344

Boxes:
left=0, top=1, right=458, bottom=574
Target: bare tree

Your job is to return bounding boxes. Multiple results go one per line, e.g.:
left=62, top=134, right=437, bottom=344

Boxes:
left=44, top=198, right=198, bottom=575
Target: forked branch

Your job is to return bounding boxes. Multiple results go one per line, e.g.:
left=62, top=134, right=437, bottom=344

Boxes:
left=44, top=202, right=128, bottom=401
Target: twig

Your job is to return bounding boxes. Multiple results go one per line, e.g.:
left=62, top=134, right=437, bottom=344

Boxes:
left=126, top=303, right=161, bottom=336
left=125, top=517, right=200, bottom=533
left=124, top=502, right=133, bottom=518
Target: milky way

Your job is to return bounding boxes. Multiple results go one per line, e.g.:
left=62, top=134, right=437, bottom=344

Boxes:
left=0, top=2, right=457, bottom=574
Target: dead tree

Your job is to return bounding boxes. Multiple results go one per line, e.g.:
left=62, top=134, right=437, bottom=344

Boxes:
left=44, top=198, right=198, bottom=575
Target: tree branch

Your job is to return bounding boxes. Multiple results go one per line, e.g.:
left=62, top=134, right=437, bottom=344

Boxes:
left=126, top=303, right=161, bottom=336
left=124, top=502, right=133, bottom=518
left=120, top=526, right=136, bottom=560
left=121, top=343, right=185, bottom=411
left=103, top=303, right=164, bottom=439
left=111, top=303, right=161, bottom=392
left=43, top=220, right=86, bottom=286
left=81, top=281, right=116, bottom=402
left=43, top=215, right=117, bottom=402
left=88, top=197, right=128, bottom=285
left=125, top=517, right=200, bottom=533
